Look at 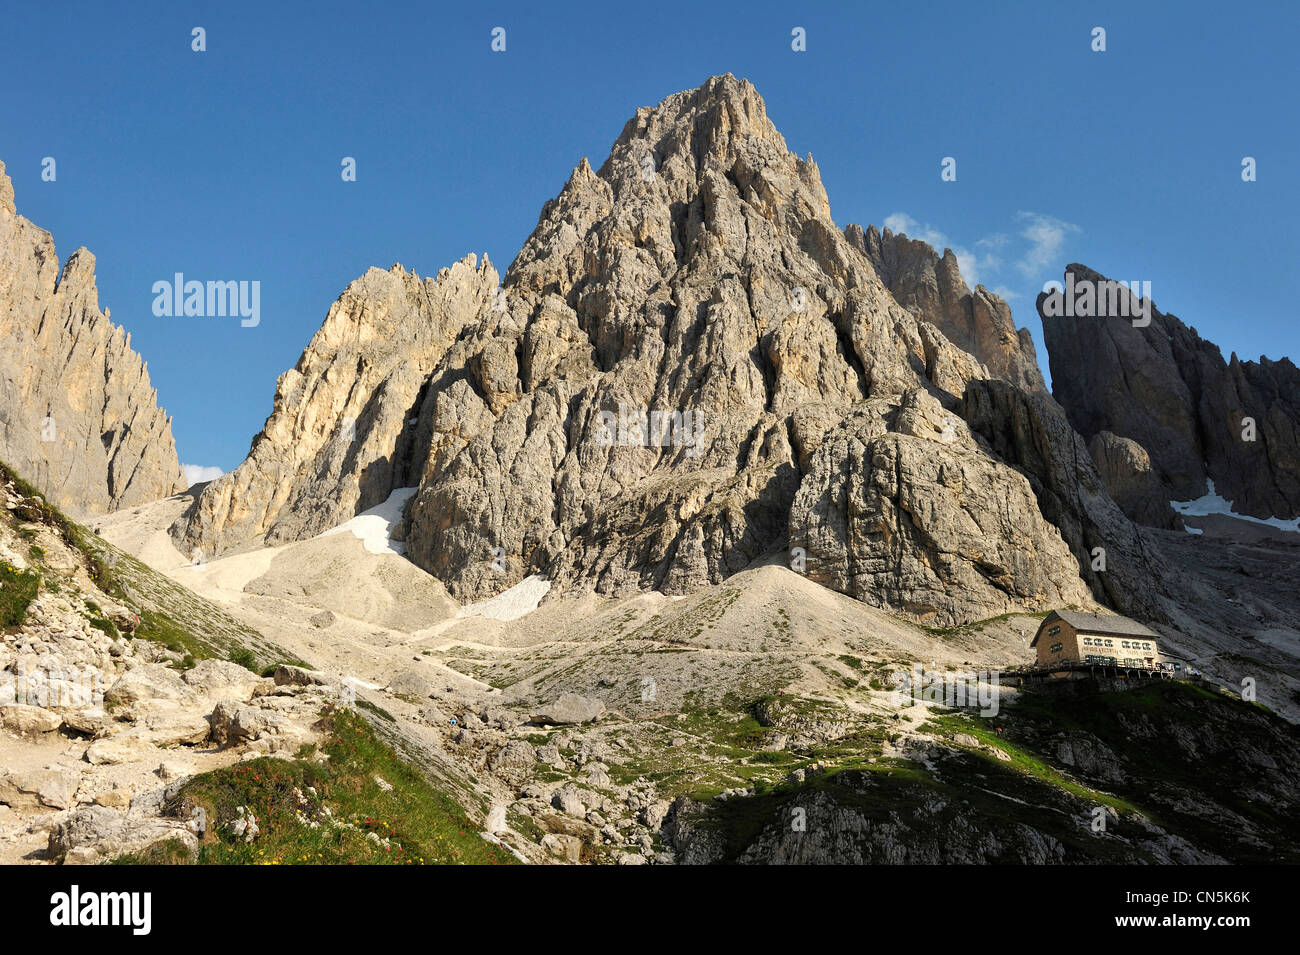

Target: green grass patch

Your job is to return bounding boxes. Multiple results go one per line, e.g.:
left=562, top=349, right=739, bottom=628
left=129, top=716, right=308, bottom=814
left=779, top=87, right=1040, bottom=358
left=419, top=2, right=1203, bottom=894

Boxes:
left=2, top=459, right=300, bottom=677
left=0, top=561, right=39, bottom=629
left=151, top=708, right=516, bottom=865
left=974, top=680, right=1300, bottom=862
left=925, top=711, right=1137, bottom=813
left=227, top=647, right=258, bottom=673
left=135, top=609, right=199, bottom=658
left=87, top=616, right=120, bottom=640
left=111, top=838, right=195, bottom=865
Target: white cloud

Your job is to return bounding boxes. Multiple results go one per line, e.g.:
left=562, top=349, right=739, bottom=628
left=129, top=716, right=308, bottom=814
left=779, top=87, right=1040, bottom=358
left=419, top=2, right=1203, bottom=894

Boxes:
left=883, top=213, right=947, bottom=251
left=974, top=233, right=1009, bottom=271
left=1015, top=212, right=1081, bottom=278
left=879, top=211, right=1082, bottom=295
left=181, top=464, right=224, bottom=487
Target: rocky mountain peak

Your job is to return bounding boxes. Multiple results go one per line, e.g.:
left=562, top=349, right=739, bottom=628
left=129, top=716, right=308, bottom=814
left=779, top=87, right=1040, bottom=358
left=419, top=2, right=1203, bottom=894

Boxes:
left=506, top=74, right=834, bottom=307
left=175, top=253, right=501, bottom=554
left=0, top=161, right=184, bottom=515
left=175, top=78, right=1136, bottom=628
left=611, top=74, right=795, bottom=176
left=851, top=223, right=1047, bottom=394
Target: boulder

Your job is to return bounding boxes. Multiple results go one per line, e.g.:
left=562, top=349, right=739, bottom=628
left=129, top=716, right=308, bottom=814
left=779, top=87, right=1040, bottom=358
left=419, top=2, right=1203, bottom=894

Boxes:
left=182, top=658, right=265, bottom=701
left=0, top=703, right=63, bottom=735
left=93, top=788, right=132, bottom=809
left=48, top=805, right=198, bottom=864
left=104, top=663, right=193, bottom=705
left=123, top=699, right=212, bottom=746
left=208, top=700, right=307, bottom=751
left=531, top=694, right=606, bottom=726
left=539, top=832, right=583, bottom=863
left=385, top=670, right=433, bottom=701
left=551, top=783, right=590, bottom=818
left=271, top=664, right=330, bottom=688
left=84, top=731, right=158, bottom=766
left=0, top=769, right=76, bottom=809
left=488, top=740, right=537, bottom=772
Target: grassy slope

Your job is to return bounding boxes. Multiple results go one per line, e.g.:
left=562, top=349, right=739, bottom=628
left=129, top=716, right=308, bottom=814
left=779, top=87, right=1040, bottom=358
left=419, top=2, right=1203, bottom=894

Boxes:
left=116, top=708, right=516, bottom=865
left=674, top=681, right=1300, bottom=863
left=2, top=459, right=295, bottom=670
left=6, top=461, right=511, bottom=866
left=984, top=680, right=1300, bottom=862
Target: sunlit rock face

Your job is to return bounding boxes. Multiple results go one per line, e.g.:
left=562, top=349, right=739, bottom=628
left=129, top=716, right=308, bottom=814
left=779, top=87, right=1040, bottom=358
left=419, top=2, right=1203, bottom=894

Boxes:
left=0, top=160, right=184, bottom=515
left=175, top=76, right=1135, bottom=627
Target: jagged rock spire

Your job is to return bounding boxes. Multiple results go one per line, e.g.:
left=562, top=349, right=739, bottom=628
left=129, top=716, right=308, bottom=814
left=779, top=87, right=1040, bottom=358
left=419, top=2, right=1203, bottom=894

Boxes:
left=0, top=160, right=184, bottom=514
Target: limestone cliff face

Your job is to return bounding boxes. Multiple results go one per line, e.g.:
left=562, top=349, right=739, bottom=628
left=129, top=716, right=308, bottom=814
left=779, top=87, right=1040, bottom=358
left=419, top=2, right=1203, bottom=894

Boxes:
left=176, top=76, right=1135, bottom=626
left=850, top=224, right=1047, bottom=394
left=400, top=74, right=1090, bottom=623
left=1041, top=263, right=1300, bottom=522
left=788, top=389, right=1093, bottom=624
left=173, top=256, right=499, bottom=556
left=0, top=161, right=184, bottom=515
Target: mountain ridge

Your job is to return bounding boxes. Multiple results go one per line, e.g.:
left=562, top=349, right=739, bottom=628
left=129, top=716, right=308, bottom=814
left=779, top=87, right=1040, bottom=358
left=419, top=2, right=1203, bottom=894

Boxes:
left=1040, top=262, right=1300, bottom=525
left=172, top=74, right=1096, bottom=628
left=0, top=160, right=184, bottom=515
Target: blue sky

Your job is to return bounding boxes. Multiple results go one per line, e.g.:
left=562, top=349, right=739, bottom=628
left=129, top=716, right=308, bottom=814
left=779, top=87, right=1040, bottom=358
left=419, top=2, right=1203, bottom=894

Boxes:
left=2, top=0, right=1296, bottom=476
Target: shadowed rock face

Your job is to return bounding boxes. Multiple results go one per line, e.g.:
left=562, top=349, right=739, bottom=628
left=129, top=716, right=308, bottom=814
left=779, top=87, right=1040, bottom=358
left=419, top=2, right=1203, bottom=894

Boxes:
left=1087, top=431, right=1182, bottom=530
left=960, top=379, right=1172, bottom=625
left=1041, top=263, right=1300, bottom=522
left=174, top=75, right=1140, bottom=626
left=0, top=161, right=184, bottom=514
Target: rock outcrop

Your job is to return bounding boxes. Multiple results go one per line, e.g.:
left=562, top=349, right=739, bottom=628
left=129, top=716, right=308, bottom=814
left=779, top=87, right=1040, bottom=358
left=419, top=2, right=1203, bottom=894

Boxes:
left=0, top=160, right=185, bottom=514
left=175, top=76, right=1124, bottom=626
left=0, top=470, right=332, bottom=864
left=1087, top=431, right=1181, bottom=530
left=788, top=389, right=1093, bottom=626
left=1041, top=263, right=1300, bottom=522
